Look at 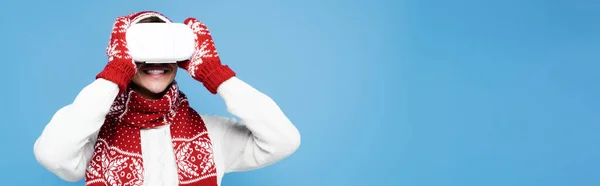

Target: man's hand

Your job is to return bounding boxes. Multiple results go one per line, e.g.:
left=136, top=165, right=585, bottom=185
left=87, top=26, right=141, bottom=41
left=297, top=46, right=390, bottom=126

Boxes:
left=178, top=18, right=236, bottom=94
left=96, top=15, right=138, bottom=93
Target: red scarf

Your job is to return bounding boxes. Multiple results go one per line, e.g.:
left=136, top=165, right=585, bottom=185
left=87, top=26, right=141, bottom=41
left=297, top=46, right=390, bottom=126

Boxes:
left=85, top=82, right=218, bottom=186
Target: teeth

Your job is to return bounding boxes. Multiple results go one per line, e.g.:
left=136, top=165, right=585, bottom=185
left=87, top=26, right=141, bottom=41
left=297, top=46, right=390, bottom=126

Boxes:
left=146, top=70, right=165, bottom=74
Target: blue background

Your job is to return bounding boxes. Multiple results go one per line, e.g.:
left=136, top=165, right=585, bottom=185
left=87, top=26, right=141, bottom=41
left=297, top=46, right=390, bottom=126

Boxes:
left=1, top=0, right=599, bottom=185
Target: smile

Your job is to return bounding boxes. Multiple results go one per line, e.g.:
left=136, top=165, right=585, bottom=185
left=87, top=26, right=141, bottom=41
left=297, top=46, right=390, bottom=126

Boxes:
left=144, top=69, right=169, bottom=75
left=137, top=63, right=174, bottom=77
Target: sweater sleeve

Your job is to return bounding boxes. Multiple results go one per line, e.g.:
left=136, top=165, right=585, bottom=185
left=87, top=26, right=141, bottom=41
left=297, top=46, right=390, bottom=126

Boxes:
left=33, top=78, right=120, bottom=182
left=208, top=77, right=301, bottom=173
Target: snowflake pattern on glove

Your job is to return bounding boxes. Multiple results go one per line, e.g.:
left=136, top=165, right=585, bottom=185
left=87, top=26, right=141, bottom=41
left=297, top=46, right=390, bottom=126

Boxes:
left=106, top=16, right=135, bottom=67
left=184, top=18, right=220, bottom=78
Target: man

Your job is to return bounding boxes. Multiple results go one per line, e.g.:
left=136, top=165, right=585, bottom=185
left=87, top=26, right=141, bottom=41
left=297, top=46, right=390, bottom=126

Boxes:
left=33, top=11, right=301, bottom=186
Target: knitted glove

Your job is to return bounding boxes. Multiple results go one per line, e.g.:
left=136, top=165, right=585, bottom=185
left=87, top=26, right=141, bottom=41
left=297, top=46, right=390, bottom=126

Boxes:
left=178, top=18, right=236, bottom=94
left=96, top=15, right=137, bottom=93
left=96, top=11, right=173, bottom=93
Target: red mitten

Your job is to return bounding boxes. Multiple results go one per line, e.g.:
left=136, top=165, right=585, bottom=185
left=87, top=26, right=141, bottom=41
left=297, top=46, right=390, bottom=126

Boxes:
left=96, top=15, right=137, bottom=93
left=178, top=18, right=236, bottom=94
left=96, top=11, right=173, bottom=93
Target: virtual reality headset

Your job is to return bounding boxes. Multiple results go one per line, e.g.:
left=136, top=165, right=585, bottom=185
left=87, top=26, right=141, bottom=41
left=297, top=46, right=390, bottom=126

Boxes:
left=126, top=16, right=196, bottom=64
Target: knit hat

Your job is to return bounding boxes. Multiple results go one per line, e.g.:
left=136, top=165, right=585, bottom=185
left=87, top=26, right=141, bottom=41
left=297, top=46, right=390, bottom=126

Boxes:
left=130, top=11, right=173, bottom=24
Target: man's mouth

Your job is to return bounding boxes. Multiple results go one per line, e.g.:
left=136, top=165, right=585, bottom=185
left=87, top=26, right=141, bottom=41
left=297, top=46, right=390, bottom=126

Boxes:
left=145, top=69, right=168, bottom=75
left=138, top=63, right=173, bottom=76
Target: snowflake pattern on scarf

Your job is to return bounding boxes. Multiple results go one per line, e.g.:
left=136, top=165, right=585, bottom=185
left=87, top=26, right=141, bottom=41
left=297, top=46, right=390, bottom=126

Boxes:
left=85, top=82, right=218, bottom=186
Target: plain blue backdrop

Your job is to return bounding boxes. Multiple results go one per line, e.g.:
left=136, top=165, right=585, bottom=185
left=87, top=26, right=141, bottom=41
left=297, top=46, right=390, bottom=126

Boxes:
left=1, top=0, right=599, bottom=185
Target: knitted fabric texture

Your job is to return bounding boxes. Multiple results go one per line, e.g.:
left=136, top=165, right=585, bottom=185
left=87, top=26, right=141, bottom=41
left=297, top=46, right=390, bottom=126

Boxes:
left=96, top=11, right=173, bottom=93
left=85, top=81, right=218, bottom=186
left=178, top=18, right=235, bottom=94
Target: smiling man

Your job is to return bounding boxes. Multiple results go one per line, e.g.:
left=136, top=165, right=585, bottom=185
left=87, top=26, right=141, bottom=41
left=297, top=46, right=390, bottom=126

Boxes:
left=33, top=11, right=301, bottom=186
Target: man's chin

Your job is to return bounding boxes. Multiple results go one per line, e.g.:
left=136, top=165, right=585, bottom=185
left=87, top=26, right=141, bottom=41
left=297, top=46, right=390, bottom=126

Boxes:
left=130, top=81, right=173, bottom=99
left=144, top=84, right=170, bottom=94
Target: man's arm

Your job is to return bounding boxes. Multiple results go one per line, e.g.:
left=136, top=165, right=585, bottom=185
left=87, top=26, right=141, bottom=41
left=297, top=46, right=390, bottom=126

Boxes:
left=178, top=17, right=300, bottom=173
left=209, top=77, right=301, bottom=173
left=33, top=79, right=119, bottom=182
left=34, top=13, right=140, bottom=182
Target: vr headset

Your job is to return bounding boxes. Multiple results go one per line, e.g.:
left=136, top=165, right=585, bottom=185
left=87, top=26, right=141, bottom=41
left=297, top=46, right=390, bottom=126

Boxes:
left=126, top=19, right=196, bottom=63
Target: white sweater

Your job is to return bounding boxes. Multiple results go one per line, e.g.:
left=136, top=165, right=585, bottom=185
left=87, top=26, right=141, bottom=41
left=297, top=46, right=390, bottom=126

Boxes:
left=33, top=77, right=301, bottom=186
